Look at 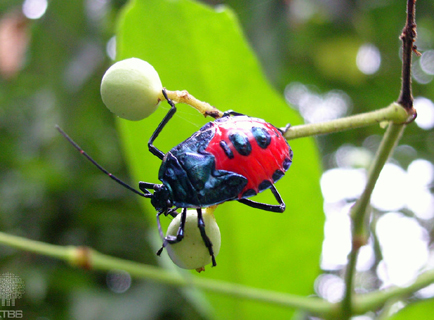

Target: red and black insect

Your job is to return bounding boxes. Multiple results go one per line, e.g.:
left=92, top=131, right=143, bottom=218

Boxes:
left=57, top=89, right=293, bottom=267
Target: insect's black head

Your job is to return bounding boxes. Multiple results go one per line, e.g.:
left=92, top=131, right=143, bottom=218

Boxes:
left=151, top=184, right=172, bottom=212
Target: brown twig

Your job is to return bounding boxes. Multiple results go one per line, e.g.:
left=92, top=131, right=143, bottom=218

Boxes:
left=397, top=0, right=420, bottom=114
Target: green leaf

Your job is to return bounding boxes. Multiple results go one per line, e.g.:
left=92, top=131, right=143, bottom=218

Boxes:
left=116, top=0, right=324, bottom=318
left=388, top=299, right=434, bottom=320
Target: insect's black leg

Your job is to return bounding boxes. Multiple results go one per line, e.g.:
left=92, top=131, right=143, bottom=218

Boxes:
left=196, top=208, right=217, bottom=267
left=279, top=123, right=291, bottom=134
left=166, top=207, right=179, bottom=218
left=148, top=89, right=177, bottom=160
left=156, top=208, right=187, bottom=256
left=156, top=210, right=166, bottom=256
left=165, top=207, right=187, bottom=243
left=222, top=110, right=245, bottom=117
left=156, top=246, right=165, bottom=256
left=237, top=184, right=286, bottom=213
left=139, top=181, right=161, bottom=196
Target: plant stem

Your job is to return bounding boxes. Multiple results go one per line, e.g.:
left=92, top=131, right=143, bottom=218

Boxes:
left=160, top=89, right=224, bottom=118
left=354, top=268, right=434, bottom=314
left=340, top=123, right=405, bottom=319
left=351, top=123, right=405, bottom=235
left=397, top=0, right=419, bottom=112
left=3, top=230, right=434, bottom=317
left=0, top=231, right=74, bottom=261
left=0, top=231, right=333, bottom=316
left=341, top=1, right=419, bottom=317
left=159, top=90, right=410, bottom=142
left=283, top=103, right=408, bottom=140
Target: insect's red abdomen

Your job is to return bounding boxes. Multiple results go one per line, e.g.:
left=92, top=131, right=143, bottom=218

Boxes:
left=205, top=116, right=292, bottom=198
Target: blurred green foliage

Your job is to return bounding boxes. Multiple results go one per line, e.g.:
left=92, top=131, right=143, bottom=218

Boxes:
left=388, top=298, right=434, bottom=320
left=0, top=0, right=433, bottom=319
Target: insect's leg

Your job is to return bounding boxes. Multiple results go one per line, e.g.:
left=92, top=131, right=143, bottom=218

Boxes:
left=237, top=184, right=286, bottom=213
left=148, top=88, right=177, bottom=160
left=166, top=207, right=179, bottom=218
left=165, top=207, right=186, bottom=243
left=196, top=208, right=217, bottom=267
left=156, top=207, right=187, bottom=256
left=222, top=110, right=245, bottom=117
left=138, top=182, right=159, bottom=195
left=279, top=123, right=291, bottom=134
left=156, top=210, right=166, bottom=256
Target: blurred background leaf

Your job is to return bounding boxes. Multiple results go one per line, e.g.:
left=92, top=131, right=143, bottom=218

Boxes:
left=116, top=0, right=323, bottom=319
left=387, top=298, right=434, bottom=320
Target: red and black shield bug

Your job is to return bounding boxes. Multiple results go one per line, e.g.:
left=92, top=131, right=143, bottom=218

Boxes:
left=57, top=89, right=293, bottom=267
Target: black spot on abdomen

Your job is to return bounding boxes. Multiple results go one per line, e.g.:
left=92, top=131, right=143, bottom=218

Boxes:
left=229, top=132, right=252, bottom=156
left=219, top=140, right=234, bottom=159
left=252, top=126, right=271, bottom=149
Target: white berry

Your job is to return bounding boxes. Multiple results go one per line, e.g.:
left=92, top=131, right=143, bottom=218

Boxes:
left=100, top=58, right=163, bottom=121
left=165, top=207, right=221, bottom=271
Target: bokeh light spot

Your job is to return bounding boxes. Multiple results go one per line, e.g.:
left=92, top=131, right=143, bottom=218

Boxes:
left=413, top=59, right=433, bottom=84
left=356, top=43, right=381, bottom=75
left=414, top=97, right=434, bottom=130
left=321, top=168, right=366, bottom=203
left=285, top=82, right=351, bottom=123
left=106, top=269, right=131, bottom=293
left=420, top=50, right=434, bottom=75
left=106, top=36, right=116, bottom=60
left=371, top=163, right=407, bottom=211
left=376, top=212, right=429, bottom=287
left=315, top=273, right=345, bottom=302
left=22, top=0, right=48, bottom=20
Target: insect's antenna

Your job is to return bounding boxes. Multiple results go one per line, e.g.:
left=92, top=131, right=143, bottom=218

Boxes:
left=55, top=125, right=152, bottom=198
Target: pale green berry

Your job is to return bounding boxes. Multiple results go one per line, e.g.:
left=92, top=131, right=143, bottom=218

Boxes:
left=166, top=207, right=221, bottom=271
left=100, top=58, right=163, bottom=121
